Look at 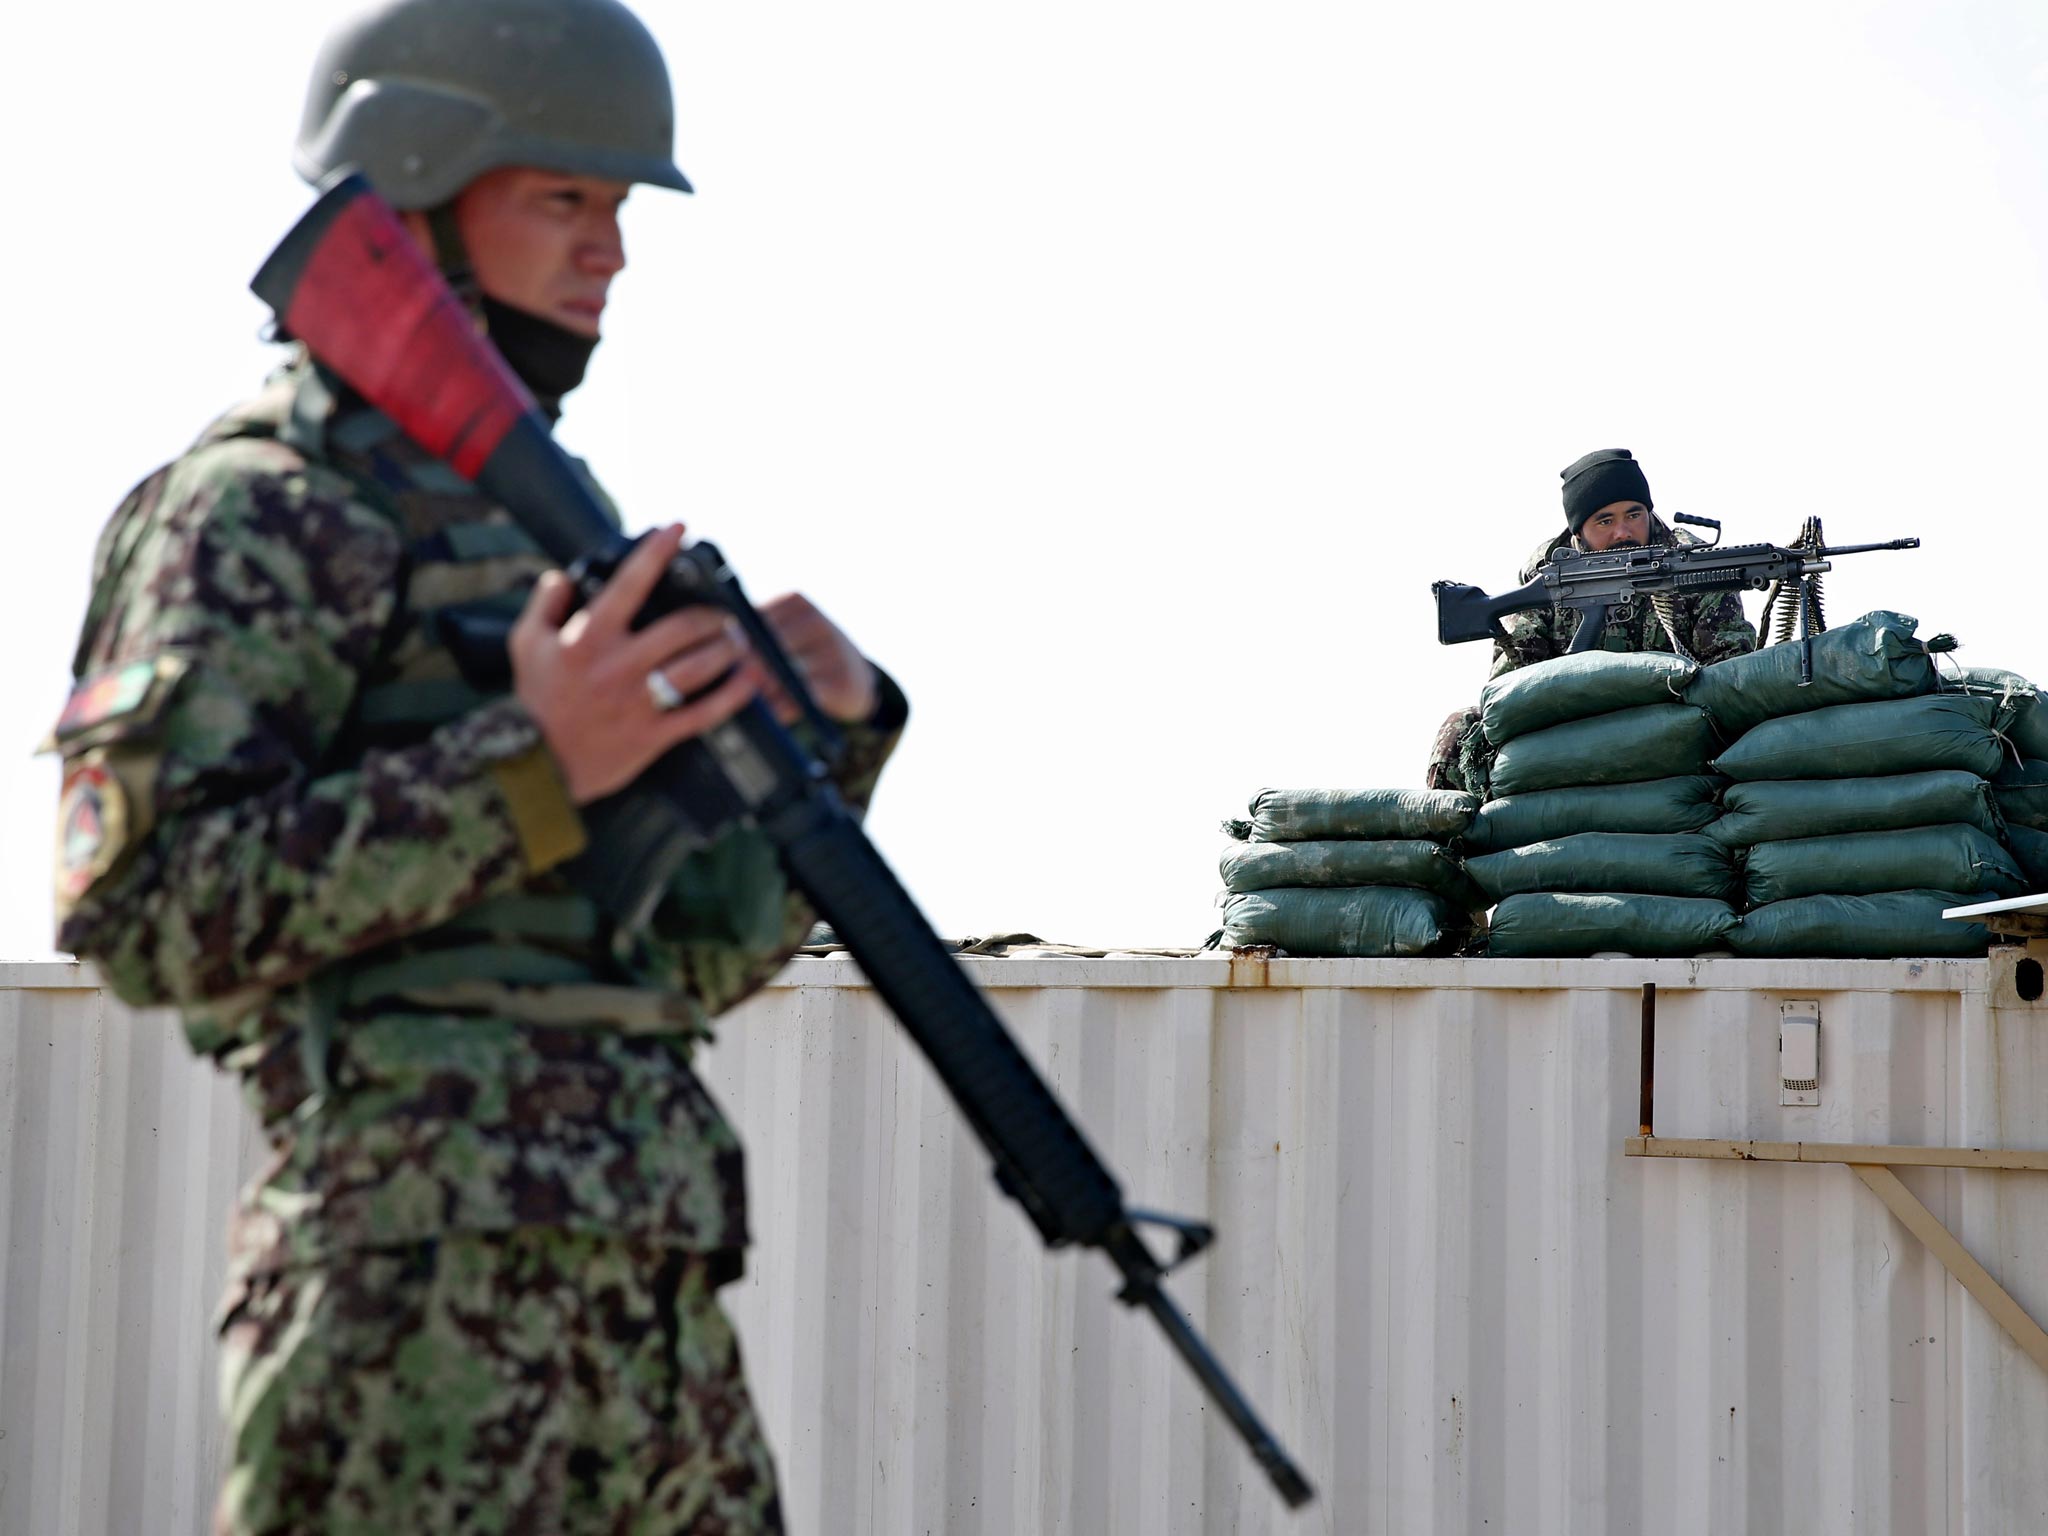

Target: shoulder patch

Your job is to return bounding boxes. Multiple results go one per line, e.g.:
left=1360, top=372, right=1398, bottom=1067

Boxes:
left=54, top=756, right=131, bottom=909
left=42, top=654, right=191, bottom=755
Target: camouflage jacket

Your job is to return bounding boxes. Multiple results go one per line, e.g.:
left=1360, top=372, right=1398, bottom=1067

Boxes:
left=53, top=358, right=905, bottom=1277
left=1487, top=519, right=1759, bottom=679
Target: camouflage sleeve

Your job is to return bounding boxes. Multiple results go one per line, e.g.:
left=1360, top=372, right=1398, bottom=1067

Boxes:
left=829, top=663, right=910, bottom=815
left=1489, top=606, right=1566, bottom=679
left=626, top=663, right=910, bottom=1021
left=55, top=439, right=585, bottom=1009
left=1424, top=704, right=1482, bottom=792
left=1684, top=589, right=1759, bottom=665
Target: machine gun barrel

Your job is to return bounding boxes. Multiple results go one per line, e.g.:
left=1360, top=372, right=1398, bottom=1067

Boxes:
left=1821, top=538, right=1921, bottom=557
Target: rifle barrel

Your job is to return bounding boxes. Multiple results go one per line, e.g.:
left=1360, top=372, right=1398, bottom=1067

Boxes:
left=1129, top=1273, right=1317, bottom=1508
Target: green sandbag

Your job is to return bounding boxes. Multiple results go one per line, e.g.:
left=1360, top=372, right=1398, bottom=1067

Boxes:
left=1708, top=770, right=2004, bottom=848
left=1689, top=610, right=1939, bottom=738
left=1713, top=694, right=2006, bottom=783
left=1743, top=824, right=2024, bottom=905
left=1994, top=759, right=2048, bottom=832
left=1465, top=776, right=1724, bottom=853
left=1229, top=787, right=1478, bottom=843
left=2004, top=824, right=2048, bottom=890
left=1466, top=833, right=1739, bottom=903
left=1220, top=839, right=1483, bottom=904
left=1486, top=893, right=1737, bottom=958
left=1487, top=704, right=1720, bottom=798
left=1944, top=666, right=2048, bottom=760
left=1220, top=886, right=1464, bottom=956
left=1479, top=651, right=1696, bottom=747
left=1729, top=890, right=1989, bottom=958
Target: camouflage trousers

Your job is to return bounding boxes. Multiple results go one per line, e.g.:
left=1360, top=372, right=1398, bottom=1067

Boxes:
left=1425, top=704, right=1484, bottom=794
left=215, top=1231, right=781, bottom=1535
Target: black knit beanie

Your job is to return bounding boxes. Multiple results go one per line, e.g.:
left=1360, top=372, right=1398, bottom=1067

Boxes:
left=1560, top=449, right=1653, bottom=533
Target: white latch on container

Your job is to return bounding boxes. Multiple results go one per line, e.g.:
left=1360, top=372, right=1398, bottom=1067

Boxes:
left=1780, top=1000, right=1820, bottom=1107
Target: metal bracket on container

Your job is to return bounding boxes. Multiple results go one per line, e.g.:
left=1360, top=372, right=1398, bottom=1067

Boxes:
left=1945, top=894, right=2048, bottom=1008
left=1945, top=892, right=2048, bottom=940
left=1625, top=980, right=2048, bottom=1378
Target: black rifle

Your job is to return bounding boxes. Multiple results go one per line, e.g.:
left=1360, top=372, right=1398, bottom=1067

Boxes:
left=1433, top=513, right=1919, bottom=681
left=252, top=173, right=1314, bottom=1511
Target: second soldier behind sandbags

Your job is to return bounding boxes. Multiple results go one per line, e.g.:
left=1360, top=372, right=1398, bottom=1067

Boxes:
left=1490, top=448, right=1759, bottom=677
left=1424, top=448, right=1758, bottom=791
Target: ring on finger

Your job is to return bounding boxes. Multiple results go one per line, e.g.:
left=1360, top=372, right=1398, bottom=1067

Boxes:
left=645, top=668, right=687, bottom=712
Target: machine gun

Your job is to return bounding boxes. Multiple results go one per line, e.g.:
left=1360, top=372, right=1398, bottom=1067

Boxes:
left=1432, top=514, right=1920, bottom=681
left=252, top=174, right=1314, bottom=1511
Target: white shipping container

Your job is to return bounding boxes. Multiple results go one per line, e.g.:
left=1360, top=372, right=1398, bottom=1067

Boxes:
left=3, top=953, right=2045, bottom=1534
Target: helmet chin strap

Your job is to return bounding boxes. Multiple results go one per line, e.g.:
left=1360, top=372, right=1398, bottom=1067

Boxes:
left=424, top=202, right=482, bottom=311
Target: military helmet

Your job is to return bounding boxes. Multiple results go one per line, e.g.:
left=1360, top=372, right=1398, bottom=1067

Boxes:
left=296, top=0, right=692, bottom=210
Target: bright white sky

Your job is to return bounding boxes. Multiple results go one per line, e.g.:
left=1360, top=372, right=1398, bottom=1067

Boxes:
left=3, top=1, right=2046, bottom=956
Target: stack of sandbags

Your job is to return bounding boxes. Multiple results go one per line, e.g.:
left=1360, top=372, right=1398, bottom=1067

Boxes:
left=1696, top=612, right=2009, bottom=957
left=1218, top=789, right=1484, bottom=956
left=1939, top=665, right=2048, bottom=893
left=1994, top=760, right=2048, bottom=890
left=1463, top=653, right=1741, bottom=957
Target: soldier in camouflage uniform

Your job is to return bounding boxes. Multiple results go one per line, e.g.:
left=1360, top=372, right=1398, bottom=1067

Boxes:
left=1425, top=448, right=1757, bottom=791
left=49, top=3, right=885, bottom=1530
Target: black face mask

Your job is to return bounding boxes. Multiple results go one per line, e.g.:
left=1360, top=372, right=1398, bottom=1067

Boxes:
left=481, top=296, right=600, bottom=407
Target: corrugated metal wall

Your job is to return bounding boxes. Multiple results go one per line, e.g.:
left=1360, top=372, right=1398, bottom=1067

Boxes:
left=0, top=964, right=266, bottom=1536
left=5, top=955, right=2046, bottom=1534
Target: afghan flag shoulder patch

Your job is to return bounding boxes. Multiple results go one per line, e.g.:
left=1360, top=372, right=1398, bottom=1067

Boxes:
left=41, top=654, right=192, bottom=756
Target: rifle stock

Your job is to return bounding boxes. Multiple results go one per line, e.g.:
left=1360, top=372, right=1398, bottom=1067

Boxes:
left=254, top=173, right=1315, bottom=1511
left=1432, top=573, right=1553, bottom=644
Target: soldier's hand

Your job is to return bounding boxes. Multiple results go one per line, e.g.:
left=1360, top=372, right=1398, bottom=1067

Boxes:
left=750, top=593, right=878, bottom=725
left=510, top=523, right=760, bottom=805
